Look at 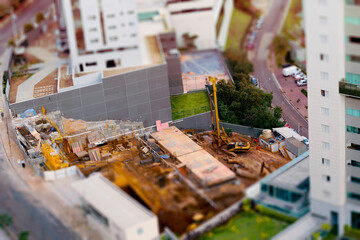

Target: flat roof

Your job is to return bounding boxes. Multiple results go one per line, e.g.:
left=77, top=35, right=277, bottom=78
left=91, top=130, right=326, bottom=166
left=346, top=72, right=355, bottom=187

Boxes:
left=273, top=127, right=305, bottom=142
left=261, top=151, right=309, bottom=190
left=71, top=174, right=157, bottom=229
left=151, top=126, right=235, bottom=186
left=285, top=137, right=306, bottom=149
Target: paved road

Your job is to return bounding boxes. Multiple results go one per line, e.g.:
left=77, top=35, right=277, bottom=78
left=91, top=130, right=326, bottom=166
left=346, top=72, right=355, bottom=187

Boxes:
left=252, top=0, right=309, bottom=138
left=0, top=0, right=53, bottom=55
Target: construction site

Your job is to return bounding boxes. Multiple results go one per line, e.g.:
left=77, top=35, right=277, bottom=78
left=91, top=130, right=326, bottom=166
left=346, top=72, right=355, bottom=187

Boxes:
left=10, top=95, right=291, bottom=236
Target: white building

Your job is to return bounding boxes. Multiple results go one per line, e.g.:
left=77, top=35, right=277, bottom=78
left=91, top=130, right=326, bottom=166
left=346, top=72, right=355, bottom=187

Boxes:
left=62, top=0, right=142, bottom=73
left=72, top=174, right=159, bottom=240
left=304, top=0, right=360, bottom=235
left=166, top=0, right=233, bottom=50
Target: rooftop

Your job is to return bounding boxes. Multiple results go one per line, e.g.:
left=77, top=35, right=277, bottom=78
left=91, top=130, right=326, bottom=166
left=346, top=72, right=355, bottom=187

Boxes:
left=151, top=126, right=236, bottom=186
left=273, top=127, right=305, bottom=142
left=71, top=174, right=157, bottom=229
left=261, top=151, right=309, bottom=190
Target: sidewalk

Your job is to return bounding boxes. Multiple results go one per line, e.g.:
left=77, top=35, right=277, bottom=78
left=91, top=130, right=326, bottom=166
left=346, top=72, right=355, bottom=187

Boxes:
left=268, top=52, right=308, bottom=119
left=273, top=213, right=325, bottom=240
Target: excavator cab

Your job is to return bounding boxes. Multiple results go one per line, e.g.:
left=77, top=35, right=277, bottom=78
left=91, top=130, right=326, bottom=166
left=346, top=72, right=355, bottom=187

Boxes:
left=227, top=141, right=251, bottom=152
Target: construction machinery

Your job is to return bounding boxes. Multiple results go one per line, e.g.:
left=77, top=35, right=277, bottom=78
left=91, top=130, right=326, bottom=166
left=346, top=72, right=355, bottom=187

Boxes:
left=209, top=77, right=250, bottom=152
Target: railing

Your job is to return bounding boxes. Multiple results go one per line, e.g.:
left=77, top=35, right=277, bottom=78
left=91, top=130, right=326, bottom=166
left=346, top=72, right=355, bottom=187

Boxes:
left=339, top=81, right=360, bottom=98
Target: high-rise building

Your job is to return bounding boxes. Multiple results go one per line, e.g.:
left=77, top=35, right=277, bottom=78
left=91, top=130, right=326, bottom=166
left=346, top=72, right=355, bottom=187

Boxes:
left=304, top=0, right=360, bottom=235
left=62, top=0, right=142, bottom=73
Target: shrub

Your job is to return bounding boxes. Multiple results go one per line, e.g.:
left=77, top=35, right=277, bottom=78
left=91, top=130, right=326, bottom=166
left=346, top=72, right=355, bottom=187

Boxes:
left=23, top=22, right=34, bottom=34
left=344, top=225, right=360, bottom=239
left=296, top=98, right=300, bottom=103
left=301, top=89, right=307, bottom=97
left=35, top=12, right=45, bottom=24
left=256, top=205, right=297, bottom=223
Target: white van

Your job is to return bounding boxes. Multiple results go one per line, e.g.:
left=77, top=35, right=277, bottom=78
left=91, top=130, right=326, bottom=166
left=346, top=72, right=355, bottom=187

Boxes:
left=282, top=65, right=301, bottom=77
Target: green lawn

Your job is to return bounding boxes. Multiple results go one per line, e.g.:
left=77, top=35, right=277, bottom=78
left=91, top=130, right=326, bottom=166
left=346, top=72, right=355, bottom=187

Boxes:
left=199, top=212, right=290, bottom=240
left=225, top=8, right=252, bottom=51
left=171, top=91, right=210, bottom=120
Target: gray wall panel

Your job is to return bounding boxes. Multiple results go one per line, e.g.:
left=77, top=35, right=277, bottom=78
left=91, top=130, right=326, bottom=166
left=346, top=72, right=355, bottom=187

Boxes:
left=62, top=107, right=84, bottom=119
left=126, top=79, right=149, bottom=95
left=57, top=89, right=80, bottom=100
left=59, top=96, right=81, bottom=110
left=80, top=91, right=105, bottom=106
left=128, top=102, right=151, bottom=117
left=82, top=102, right=107, bottom=117
left=127, top=91, right=150, bottom=107
left=124, top=70, right=147, bottom=84
left=146, top=64, right=166, bottom=78
left=150, top=97, right=171, bottom=112
left=102, top=75, right=125, bottom=89
left=148, top=75, right=168, bottom=90
left=105, top=97, right=128, bottom=112
left=149, top=86, right=170, bottom=101
left=79, top=83, right=103, bottom=95
left=104, top=84, right=127, bottom=101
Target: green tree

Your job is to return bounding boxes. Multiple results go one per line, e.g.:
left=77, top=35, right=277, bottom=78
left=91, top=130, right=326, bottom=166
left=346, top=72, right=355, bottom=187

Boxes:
left=35, top=12, right=45, bottom=24
left=7, top=39, right=15, bottom=47
left=23, top=22, right=34, bottom=34
left=0, top=214, right=13, bottom=229
left=272, top=34, right=292, bottom=66
left=19, top=231, right=30, bottom=240
left=216, top=56, right=283, bottom=129
left=10, top=0, right=20, bottom=9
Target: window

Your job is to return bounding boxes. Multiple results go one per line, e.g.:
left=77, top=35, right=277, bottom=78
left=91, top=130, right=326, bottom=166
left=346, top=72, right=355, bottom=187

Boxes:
left=320, top=16, right=328, bottom=24
left=318, top=0, right=327, bottom=5
left=90, top=38, right=99, bottom=43
left=291, top=192, right=302, bottom=203
left=276, top=188, right=290, bottom=202
left=346, top=125, right=360, bottom=134
left=349, top=36, right=360, bottom=44
left=345, top=72, right=360, bottom=85
left=351, top=211, right=360, bottom=229
left=322, top=141, right=330, bottom=150
left=85, top=62, right=97, bottom=67
left=348, top=143, right=360, bottom=151
left=321, top=107, right=329, bottom=116
left=320, top=53, right=329, bottom=62
left=351, top=176, right=360, bottom=184
left=269, top=185, right=274, bottom=196
left=323, top=190, right=330, bottom=197
left=346, top=54, right=360, bottom=63
left=322, top=158, right=330, bottom=166
left=351, top=160, right=360, bottom=167
left=321, top=89, right=329, bottom=97
left=320, top=35, right=328, bottom=43
left=107, top=14, right=115, bottom=18
left=323, top=174, right=331, bottom=182
left=89, top=27, right=97, bottom=32
left=347, top=108, right=360, bottom=118
left=108, top=25, right=116, bottom=30
left=348, top=192, right=360, bottom=201
left=346, top=0, right=360, bottom=5
left=87, top=15, right=96, bottom=20
left=320, top=72, right=329, bottom=80
left=261, top=184, right=267, bottom=192
left=321, top=124, right=330, bottom=133
left=109, top=36, right=118, bottom=41
left=128, top=10, right=135, bottom=14
left=346, top=17, right=360, bottom=26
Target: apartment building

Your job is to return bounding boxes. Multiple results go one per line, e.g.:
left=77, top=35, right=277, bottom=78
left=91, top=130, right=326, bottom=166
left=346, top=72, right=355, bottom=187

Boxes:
left=304, top=0, right=360, bottom=235
left=62, top=0, right=142, bottom=73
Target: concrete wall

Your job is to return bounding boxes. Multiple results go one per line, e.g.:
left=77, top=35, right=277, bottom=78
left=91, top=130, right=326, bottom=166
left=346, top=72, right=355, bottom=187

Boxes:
left=166, top=55, right=184, bottom=94
left=220, top=122, right=263, bottom=138
left=173, top=111, right=213, bottom=131
left=10, top=64, right=172, bottom=127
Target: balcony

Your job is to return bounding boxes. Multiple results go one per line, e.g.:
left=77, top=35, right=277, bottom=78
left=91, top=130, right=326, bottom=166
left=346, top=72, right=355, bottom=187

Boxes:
left=339, top=81, right=360, bottom=99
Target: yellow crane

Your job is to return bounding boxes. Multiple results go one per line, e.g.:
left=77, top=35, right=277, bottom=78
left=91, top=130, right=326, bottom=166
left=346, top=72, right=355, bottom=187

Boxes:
left=209, top=77, right=250, bottom=152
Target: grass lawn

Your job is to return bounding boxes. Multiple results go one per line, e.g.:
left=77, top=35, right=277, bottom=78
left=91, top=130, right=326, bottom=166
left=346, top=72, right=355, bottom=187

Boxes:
left=199, top=212, right=290, bottom=240
left=225, top=8, right=252, bottom=51
left=171, top=91, right=210, bottom=120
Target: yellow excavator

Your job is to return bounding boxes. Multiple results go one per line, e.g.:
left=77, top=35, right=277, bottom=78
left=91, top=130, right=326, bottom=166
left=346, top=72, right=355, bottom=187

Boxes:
left=209, top=77, right=250, bottom=152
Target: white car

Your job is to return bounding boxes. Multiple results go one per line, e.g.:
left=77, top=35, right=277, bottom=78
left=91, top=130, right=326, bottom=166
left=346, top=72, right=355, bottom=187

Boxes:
left=297, top=79, right=307, bottom=86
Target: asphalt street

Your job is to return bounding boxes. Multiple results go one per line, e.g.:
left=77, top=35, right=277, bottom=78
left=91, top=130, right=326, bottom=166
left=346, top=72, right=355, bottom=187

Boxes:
left=0, top=0, right=53, bottom=55
left=252, top=0, right=309, bottom=138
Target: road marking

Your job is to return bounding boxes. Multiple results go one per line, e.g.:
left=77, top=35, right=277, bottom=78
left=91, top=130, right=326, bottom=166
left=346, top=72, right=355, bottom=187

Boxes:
left=272, top=73, right=282, bottom=90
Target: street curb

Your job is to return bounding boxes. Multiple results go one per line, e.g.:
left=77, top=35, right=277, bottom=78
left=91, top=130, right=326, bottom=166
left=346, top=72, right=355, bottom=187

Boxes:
left=271, top=72, right=308, bottom=123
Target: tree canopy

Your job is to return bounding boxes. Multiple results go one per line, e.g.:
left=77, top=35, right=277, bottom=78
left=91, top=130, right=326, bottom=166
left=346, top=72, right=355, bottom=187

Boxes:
left=216, top=53, right=284, bottom=129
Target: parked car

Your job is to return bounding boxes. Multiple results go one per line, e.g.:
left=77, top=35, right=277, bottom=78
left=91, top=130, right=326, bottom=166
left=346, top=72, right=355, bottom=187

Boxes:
left=251, top=77, right=258, bottom=86
left=297, top=79, right=307, bottom=86
left=256, top=16, right=264, bottom=29
left=294, top=73, right=306, bottom=82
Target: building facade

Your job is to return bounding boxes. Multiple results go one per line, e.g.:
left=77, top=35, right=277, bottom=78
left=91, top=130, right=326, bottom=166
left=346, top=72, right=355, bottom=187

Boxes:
left=304, top=0, right=360, bottom=235
left=62, top=0, right=142, bottom=73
